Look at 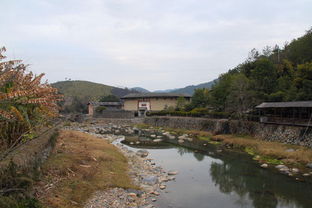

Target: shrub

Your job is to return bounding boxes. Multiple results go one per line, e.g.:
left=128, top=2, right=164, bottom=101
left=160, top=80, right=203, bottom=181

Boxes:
left=0, top=47, right=62, bottom=153
left=95, top=106, right=106, bottom=113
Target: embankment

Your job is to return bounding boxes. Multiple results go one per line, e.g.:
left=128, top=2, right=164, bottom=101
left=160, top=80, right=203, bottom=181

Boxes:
left=143, top=117, right=312, bottom=148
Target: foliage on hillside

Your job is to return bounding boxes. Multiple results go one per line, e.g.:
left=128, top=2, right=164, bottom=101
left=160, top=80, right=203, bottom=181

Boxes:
left=0, top=47, right=62, bottom=153
left=52, top=81, right=136, bottom=113
left=170, top=80, right=216, bottom=95
left=185, top=28, right=312, bottom=116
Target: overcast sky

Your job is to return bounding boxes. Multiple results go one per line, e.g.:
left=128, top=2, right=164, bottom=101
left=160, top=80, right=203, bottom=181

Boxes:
left=1, top=0, right=311, bottom=91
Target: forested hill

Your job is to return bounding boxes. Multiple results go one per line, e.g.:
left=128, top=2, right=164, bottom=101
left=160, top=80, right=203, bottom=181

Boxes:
left=170, top=80, right=216, bottom=95
left=207, top=28, right=312, bottom=113
left=52, top=80, right=137, bottom=113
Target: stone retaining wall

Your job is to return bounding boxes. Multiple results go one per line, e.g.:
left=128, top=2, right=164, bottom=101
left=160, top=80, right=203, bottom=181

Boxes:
left=0, top=125, right=60, bottom=175
left=89, top=118, right=144, bottom=126
left=143, top=117, right=312, bottom=148
left=94, top=110, right=135, bottom=119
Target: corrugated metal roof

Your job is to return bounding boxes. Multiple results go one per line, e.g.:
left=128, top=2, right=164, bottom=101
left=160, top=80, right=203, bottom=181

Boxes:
left=256, top=101, right=312, bottom=108
left=121, top=93, right=191, bottom=99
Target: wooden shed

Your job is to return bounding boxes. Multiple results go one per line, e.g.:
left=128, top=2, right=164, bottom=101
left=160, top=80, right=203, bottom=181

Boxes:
left=256, top=101, right=312, bottom=126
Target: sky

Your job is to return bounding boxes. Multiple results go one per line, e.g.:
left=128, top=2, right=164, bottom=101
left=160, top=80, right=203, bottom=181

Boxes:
left=1, top=0, right=311, bottom=91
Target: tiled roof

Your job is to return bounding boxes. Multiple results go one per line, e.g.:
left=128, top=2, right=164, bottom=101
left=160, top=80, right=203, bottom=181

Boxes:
left=121, top=93, right=191, bottom=99
left=256, top=101, right=312, bottom=108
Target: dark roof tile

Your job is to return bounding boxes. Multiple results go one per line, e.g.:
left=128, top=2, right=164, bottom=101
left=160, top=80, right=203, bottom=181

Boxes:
left=256, top=101, right=312, bottom=108
left=121, top=93, right=191, bottom=99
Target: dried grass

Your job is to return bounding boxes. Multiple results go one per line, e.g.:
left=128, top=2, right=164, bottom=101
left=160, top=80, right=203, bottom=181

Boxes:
left=213, top=134, right=312, bottom=164
left=36, top=130, right=136, bottom=208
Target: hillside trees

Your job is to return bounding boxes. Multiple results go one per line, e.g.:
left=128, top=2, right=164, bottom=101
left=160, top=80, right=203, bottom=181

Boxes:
left=207, top=28, right=312, bottom=113
left=0, top=47, right=62, bottom=153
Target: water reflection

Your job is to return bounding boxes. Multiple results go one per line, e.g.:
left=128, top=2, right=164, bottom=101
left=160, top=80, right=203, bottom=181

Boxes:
left=121, top=136, right=312, bottom=208
left=210, top=160, right=311, bottom=208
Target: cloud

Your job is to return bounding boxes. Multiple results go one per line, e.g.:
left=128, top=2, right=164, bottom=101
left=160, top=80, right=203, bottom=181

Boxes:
left=1, top=0, right=311, bottom=90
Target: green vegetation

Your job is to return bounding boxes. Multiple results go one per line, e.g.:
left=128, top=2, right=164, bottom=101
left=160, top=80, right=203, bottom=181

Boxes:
left=207, top=28, right=312, bottom=114
left=99, top=94, right=120, bottom=102
left=0, top=47, right=61, bottom=154
left=53, top=81, right=135, bottom=113
left=95, top=106, right=106, bottom=113
left=0, top=162, right=42, bottom=208
left=170, top=80, right=216, bottom=95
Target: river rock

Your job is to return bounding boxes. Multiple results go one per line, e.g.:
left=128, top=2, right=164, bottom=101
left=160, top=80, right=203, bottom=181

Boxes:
left=168, top=170, right=178, bottom=175
left=291, top=168, right=299, bottom=173
left=150, top=134, right=156, bottom=138
left=306, top=163, right=312, bottom=169
left=275, top=165, right=287, bottom=169
left=285, top=148, right=295, bottom=152
left=178, top=139, right=184, bottom=143
left=178, top=135, right=187, bottom=140
left=144, top=205, right=154, bottom=208
left=142, top=175, right=158, bottom=185
left=261, top=163, right=268, bottom=168
left=153, top=139, right=163, bottom=142
left=159, top=185, right=166, bottom=190
left=136, top=150, right=149, bottom=158
left=186, top=137, right=193, bottom=142
left=168, top=135, right=176, bottom=140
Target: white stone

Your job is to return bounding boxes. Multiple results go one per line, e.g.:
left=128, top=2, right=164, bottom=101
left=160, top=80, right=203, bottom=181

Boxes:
left=261, top=163, right=268, bottom=168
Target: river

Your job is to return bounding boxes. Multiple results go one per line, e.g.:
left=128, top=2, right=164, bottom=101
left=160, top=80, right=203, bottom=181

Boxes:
left=120, top=137, right=312, bottom=208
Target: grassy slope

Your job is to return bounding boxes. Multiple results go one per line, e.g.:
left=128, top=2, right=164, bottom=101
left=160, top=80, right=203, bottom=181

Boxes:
left=36, top=130, right=136, bottom=208
left=52, top=80, right=113, bottom=100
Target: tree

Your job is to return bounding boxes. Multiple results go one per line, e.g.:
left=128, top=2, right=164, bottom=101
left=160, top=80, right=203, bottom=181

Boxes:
left=0, top=47, right=62, bottom=152
left=225, top=74, right=252, bottom=117
left=294, top=62, right=312, bottom=100
left=189, top=88, right=210, bottom=109
left=176, top=96, right=187, bottom=110
left=99, top=94, right=120, bottom=102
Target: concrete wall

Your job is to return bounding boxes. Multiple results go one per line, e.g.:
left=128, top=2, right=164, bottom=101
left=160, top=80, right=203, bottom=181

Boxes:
left=143, top=116, right=312, bottom=148
left=123, top=100, right=138, bottom=111
left=123, top=98, right=187, bottom=111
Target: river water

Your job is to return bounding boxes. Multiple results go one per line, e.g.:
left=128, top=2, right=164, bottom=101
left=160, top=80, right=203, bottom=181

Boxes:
left=121, top=138, right=312, bottom=208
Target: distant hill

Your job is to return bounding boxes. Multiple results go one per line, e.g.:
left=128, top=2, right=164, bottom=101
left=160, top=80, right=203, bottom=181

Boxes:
left=52, top=80, right=137, bottom=113
left=169, top=80, right=217, bottom=95
left=153, top=89, right=176, bottom=93
left=131, top=87, right=150, bottom=93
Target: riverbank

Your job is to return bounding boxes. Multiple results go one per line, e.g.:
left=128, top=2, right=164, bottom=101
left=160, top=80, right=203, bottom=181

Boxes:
left=133, top=123, right=312, bottom=179
left=36, top=126, right=174, bottom=208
